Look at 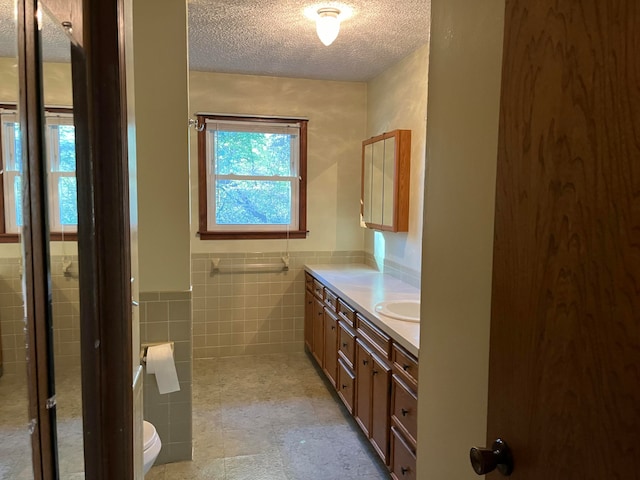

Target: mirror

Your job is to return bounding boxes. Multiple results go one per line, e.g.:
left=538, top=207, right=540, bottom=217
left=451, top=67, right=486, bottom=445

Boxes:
left=0, top=0, right=33, bottom=477
left=361, top=129, right=411, bottom=232
left=39, top=3, right=85, bottom=477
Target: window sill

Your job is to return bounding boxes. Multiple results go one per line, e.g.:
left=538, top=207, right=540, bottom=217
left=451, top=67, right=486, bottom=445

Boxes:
left=0, top=232, right=78, bottom=243
left=198, top=230, right=308, bottom=240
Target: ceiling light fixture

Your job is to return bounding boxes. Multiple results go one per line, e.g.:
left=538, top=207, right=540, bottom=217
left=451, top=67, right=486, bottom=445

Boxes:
left=315, top=7, right=341, bottom=46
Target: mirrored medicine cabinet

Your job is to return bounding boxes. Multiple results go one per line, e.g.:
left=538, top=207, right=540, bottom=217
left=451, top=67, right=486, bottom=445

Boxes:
left=361, top=129, right=411, bottom=232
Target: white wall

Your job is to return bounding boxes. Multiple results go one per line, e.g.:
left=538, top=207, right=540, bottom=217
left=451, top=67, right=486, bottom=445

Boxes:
left=189, top=72, right=367, bottom=254
left=417, top=0, right=505, bottom=478
left=365, top=44, right=429, bottom=275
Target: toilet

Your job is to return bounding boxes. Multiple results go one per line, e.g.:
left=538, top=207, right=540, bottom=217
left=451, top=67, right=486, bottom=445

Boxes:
left=143, top=421, right=162, bottom=475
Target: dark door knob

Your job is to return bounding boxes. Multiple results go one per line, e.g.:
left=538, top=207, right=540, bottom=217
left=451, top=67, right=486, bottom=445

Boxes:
left=470, top=439, right=513, bottom=476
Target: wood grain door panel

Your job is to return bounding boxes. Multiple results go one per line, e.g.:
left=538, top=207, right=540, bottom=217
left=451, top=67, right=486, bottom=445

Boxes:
left=488, top=0, right=640, bottom=478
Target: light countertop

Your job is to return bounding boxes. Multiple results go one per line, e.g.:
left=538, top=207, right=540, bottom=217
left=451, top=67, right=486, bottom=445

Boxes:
left=304, top=264, right=420, bottom=357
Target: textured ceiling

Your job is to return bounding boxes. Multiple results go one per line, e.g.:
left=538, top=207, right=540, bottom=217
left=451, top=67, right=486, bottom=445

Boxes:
left=188, top=0, right=431, bottom=81
left=0, top=0, right=431, bottom=82
left=0, top=0, right=72, bottom=63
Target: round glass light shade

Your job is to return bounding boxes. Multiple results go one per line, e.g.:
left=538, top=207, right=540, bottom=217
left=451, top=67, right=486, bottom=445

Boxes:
left=316, top=9, right=340, bottom=46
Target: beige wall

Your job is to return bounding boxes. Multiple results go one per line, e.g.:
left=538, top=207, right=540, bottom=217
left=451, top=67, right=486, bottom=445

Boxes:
left=365, top=44, right=429, bottom=275
left=0, top=57, right=18, bottom=103
left=417, top=0, right=504, bottom=478
left=133, top=0, right=190, bottom=292
left=189, top=72, right=367, bottom=254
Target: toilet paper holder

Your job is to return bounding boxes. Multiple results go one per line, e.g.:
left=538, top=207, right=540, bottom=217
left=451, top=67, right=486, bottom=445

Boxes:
left=140, top=342, right=174, bottom=366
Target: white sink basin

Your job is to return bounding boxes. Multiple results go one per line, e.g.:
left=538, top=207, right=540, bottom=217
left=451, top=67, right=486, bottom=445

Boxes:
left=375, top=300, right=420, bottom=322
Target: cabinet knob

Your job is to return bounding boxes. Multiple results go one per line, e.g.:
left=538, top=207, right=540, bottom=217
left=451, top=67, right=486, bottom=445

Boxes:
left=317, top=311, right=323, bottom=316
left=331, top=325, right=336, bottom=330
left=342, top=342, right=348, bottom=348
left=402, top=363, right=410, bottom=371
left=469, top=439, right=514, bottom=476
left=401, top=408, right=409, bottom=417
left=401, top=467, right=410, bottom=476
left=372, top=370, right=379, bottom=375
left=342, top=384, right=348, bottom=390
left=363, top=359, right=369, bottom=365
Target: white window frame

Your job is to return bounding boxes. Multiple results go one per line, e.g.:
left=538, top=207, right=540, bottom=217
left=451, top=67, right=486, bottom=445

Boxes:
left=1, top=111, right=21, bottom=234
left=205, top=118, right=301, bottom=233
left=45, top=112, right=77, bottom=234
left=0, top=107, right=77, bottom=238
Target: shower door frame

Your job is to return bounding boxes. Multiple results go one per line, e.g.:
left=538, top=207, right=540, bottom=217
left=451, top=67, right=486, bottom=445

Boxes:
left=18, top=0, right=136, bottom=478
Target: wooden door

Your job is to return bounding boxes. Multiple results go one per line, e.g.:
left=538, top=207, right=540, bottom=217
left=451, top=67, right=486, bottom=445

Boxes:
left=304, top=289, right=313, bottom=350
left=323, top=308, right=338, bottom=387
left=485, top=1, right=640, bottom=478
left=370, top=353, right=391, bottom=464
left=355, top=340, right=372, bottom=437
left=312, top=297, right=324, bottom=365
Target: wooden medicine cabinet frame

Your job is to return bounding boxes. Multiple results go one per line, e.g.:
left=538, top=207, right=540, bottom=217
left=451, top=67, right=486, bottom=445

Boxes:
left=361, top=129, right=411, bottom=232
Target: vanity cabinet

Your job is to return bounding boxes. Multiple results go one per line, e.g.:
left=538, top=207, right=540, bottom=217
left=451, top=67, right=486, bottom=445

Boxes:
left=304, top=272, right=419, bottom=472
left=361, top=129, right=411, bottom=232
left=390, top=343, right=419, bottom=480
left=355, top=339, right=392, bottom=463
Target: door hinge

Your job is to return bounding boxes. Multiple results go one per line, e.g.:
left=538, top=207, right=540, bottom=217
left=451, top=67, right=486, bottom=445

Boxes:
left=45, top=395, right=57, bottom=410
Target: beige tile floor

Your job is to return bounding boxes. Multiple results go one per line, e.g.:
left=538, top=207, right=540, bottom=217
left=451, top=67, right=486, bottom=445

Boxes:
left=0, top=365, right=84, bottom=480
left=147, top=353, right=390, bottom=480
left=0, top=353, right=389, bottom=479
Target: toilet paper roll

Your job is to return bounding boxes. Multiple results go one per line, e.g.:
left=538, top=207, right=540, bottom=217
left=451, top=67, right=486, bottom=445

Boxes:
left=146, top=343, right=180, bottom=394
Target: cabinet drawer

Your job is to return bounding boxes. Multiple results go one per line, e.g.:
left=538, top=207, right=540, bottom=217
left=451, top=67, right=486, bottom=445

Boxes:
left=337, top=358, right=355, bottom=414
left=390, top=426, right=416, bottom=480
left=324, top=288, right=338, bottom=311
left=337, top=299, right=355, bottom=328
left=357, top=314, right=392, bottom=359
left=392, top=343, right=419, bottom=388
left=338, top=321, right=356, bottom=368
left=305, top=272, right=314, bottom=292
left=391, top=375, right=418, bottom=446
left=312, top=279, right=324, bottom=299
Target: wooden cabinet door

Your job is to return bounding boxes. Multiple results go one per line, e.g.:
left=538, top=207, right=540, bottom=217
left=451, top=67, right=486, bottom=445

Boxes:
left=483, top=1, right=640, bottom=477
left=304, top=289, right=313, bottom=351
left=311, top=297, right=324, bottom=365
left=337, top=358, right=355, bottom=414
left=354, top=340, right=372, bottom=437
left=370, top=353, right=391, bottom=464
left=322, top=308, right=338, bottom=387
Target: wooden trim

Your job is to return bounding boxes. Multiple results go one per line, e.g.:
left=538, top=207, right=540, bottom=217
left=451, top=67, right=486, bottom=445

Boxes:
left=0, top=113, right=6, bottom=235
left=19, top=0, right=58, bottom=477
left=360, top=129, right=411, bottom=233
left=0, top=233, right=20, bottom=243
left=49, top=232, right=78, bottom=241
left=394, top=129, right=411, bottom=232
left=0, top=233, right=77, bottom=243
left=198, top=230, right=308, bottom=240
left=197, top=115, right=208, bottom=235
left=197, top=114, right=309, bottom=240
left=298, top=120, right=307, bottom=234
left=72, top=0, right=133, bottom=477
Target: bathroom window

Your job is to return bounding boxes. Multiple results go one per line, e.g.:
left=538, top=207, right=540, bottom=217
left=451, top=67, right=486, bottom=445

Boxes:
left=197, top=115, right=308, bottom=239
left=0, top=105, right=77, bottom=241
